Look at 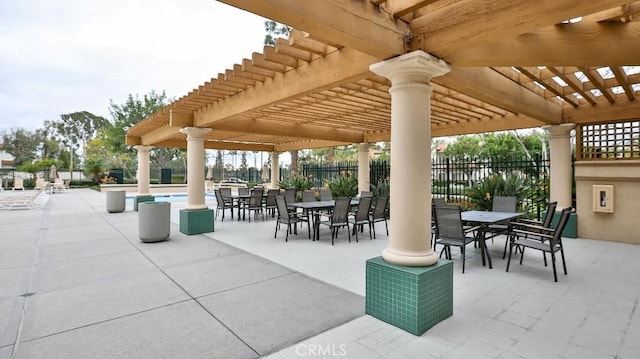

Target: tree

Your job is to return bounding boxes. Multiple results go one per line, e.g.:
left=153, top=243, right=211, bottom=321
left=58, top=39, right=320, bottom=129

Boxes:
left=105, top=90, right=168, bottom=155
left=441, top=131, right=546, bottom=159
left=83, top=136, right=111, bottom=183
left=264, top=20, right=291, bottom=45
left=104, top=91, right=183, bottom=180
left=17, top=158, right=58, bottom=180
left=46, top=111, right=111, bottom=157
left=240, top=151, right=248, bottom=178
left=1, top=128, right=45, bottom=166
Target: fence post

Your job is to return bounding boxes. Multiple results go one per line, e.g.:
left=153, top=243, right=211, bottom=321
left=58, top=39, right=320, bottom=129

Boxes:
left=534, top=153, right=541, bottom=220
left=445, top=158, right=451, bottom=202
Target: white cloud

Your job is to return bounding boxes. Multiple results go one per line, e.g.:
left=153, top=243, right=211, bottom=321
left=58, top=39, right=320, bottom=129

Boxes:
left=0, top=0, right=268, bottom=133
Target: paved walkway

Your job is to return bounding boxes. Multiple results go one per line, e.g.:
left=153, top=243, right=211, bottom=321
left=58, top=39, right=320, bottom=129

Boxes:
left=2, top=189, right=640, bottom=358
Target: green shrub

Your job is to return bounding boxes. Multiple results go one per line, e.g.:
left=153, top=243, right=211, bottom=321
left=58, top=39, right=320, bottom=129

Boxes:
left=371, top=178, right=390, bottom=197
left=278, top=174, right=314, bottom=192
left=465, top=173, right=530, bottom=211
left=325, top=171, right=358, bottom=198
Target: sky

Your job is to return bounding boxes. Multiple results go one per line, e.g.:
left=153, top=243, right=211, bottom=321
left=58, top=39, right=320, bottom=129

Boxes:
left=0, top=0, right=269, bottom=134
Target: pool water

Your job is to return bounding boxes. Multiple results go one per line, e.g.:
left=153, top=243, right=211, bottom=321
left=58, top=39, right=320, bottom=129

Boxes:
left=126, top=194, right=216, bottom=203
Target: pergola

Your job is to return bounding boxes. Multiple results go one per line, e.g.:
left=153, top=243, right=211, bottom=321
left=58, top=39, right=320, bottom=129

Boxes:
left=127, top=0, right=640, bottom=152
left=125, top=0, right=640, bottom=335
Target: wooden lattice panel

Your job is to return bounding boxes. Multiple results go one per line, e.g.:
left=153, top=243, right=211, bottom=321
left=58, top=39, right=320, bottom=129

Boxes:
left=578, top=120, right=640, bottom=160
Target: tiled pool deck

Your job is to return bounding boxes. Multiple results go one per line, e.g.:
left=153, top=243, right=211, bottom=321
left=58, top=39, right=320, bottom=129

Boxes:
left=1, top=189, right=639, bottom=358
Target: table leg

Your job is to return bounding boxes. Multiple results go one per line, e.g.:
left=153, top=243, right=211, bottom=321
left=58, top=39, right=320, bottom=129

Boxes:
left=479, top=229, right=493, bottom=269
left=314, top=212, right=320, bottom=241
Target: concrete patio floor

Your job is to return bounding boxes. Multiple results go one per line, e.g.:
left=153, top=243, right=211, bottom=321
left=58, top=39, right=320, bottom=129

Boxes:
left=1, top=189, right=639, bottom=358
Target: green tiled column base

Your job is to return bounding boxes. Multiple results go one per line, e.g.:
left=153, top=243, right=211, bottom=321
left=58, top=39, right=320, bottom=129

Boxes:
left=134, top=195, right=155, bottom=211
left=366, top=256, right=453, bottom=336
left=551, top=211, right=577, bottom=238
left=179, top=208, right=214, bottom=235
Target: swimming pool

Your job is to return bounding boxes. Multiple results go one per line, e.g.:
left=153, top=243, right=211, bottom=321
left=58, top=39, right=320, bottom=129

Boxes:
left=126, top=193, right=216, bottom=203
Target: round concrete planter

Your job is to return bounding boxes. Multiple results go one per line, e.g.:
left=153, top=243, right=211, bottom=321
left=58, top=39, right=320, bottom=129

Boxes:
left=106, top=190, right=126, bottom=213
left=138, top=201, right=170, bottom=242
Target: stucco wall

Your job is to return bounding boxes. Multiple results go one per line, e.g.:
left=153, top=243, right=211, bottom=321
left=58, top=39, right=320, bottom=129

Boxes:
left=575, top=160, right=640, bottom=244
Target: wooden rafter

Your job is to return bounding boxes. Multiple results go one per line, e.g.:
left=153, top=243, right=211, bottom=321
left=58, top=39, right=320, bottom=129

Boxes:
left=611, top=66, right=637, bottom=100
left=547, top=67, right=598, bottom=105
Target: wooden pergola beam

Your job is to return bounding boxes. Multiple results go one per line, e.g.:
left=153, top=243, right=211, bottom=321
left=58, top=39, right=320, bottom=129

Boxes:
left=215, top=118, right=364, bottom=143
left=436, top=67, right=564, bottom=125
left=562, top=97, right=640, bottom=124
left=444, top=22, right=640, bottom=67
left=141, top=125, right=183, bottom=146
left=204, top=141, right=275, bottom=152
left=217, top=0, right=408, bottom=59
left=411, top=0, right=630, bottom=58
left=169, top=111, right=193, bottom=128
left=432, top=113, right=544, bottom=137
left=274, top=139, right=351, bottom=152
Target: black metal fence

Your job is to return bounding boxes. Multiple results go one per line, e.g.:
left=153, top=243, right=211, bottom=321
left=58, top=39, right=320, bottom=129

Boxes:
left=302, top=154, right=552, bottom=217
left=431, top=153, right=549, bottom=201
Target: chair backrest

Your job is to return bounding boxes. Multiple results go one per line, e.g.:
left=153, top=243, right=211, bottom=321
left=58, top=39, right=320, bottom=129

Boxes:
left=267, top=188, right=281, bottom=196
left=542, top=201, right=558, bottom=228
left=360, top=191, right=373, bottom=198
left=14, top=178, right=24, bottom=187
left=302, top=191, right=316, bottom=202
left=238, top=187, right=249, bottom=195
left=275, top=196, right=290, bottom=221
left=355, top=196, right=373, bottom=221
left=284, top=188, right=297, bottom=203
left=332, top=198, right=351, bottom=224
left=433, top=198, right=446, bottom=207
left=492, top=196, right=517, bottom=212
left=265, top=191, right=278, bottom=206
left=318, top=189, right=333, bottom=201
left=371, top=196, right=389, bottom=219
left=249, top=190, right=263, bottom=207
left=219, top=187, right=232, bottom=197
left=214, top=189, right=224, bottom=205
left=550, top=207, right=572, bottom=245
left=433, top=204, right=465, bottom=240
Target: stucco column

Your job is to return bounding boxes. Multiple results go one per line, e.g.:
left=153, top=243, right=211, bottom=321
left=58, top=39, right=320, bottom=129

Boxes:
left=545, top=124, right=575, bottom=210
left=135, top=145, right=152, bottom=196
left=358, top=143, right=370, bottom=195
left=370, top=51, right=451, bottom=267
left=271, top=151, right=280, bottom=189
left=179, top=127, right=211, bottom=210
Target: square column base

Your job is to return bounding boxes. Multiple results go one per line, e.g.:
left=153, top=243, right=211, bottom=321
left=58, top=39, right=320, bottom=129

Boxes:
left=180, top=208, right=214, bottom=235
left=134, top=195, right=155, bottom=211
left=366, top=256, right=453, bottom=336
left=551, top=211, right=577, bottom=238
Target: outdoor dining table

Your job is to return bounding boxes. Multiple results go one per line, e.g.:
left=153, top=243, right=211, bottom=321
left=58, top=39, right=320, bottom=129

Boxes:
left=461, top=210, right=524, bottom=269
left=222, top=193, right=251, bottom=221
left=288, top=198, right=359, bottom=241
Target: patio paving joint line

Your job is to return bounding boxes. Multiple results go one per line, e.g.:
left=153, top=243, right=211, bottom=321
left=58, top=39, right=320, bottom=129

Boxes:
left=13, top=299, right=193, bottom=345
left=10, top=203, right=50, bottom=359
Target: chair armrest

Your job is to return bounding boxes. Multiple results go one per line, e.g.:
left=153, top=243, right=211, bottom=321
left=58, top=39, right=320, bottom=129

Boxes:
left=464, top=225, right=482, bottom=234
left=510, top=227, right=554, bottom=241
left=511, top=221, right=549, bottom=232
left=518, top=218, right=544, bottom=226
